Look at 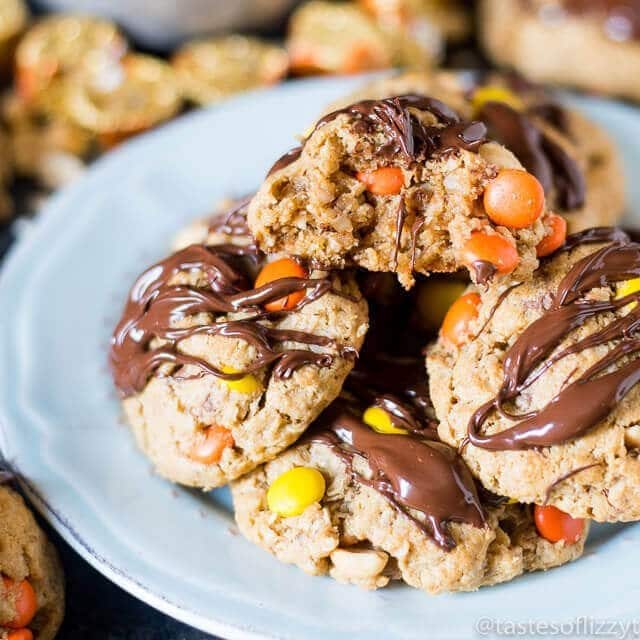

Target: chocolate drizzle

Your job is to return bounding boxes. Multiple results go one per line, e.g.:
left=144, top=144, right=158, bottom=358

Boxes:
left=208, top=196, right=253, bottom=237
left=347, top=354, right=435, bottom=433
left=467, top=236, right=640, bottom=450
left=110, top=235, right=349, bottom=397
left=268, top=95, right=488, bottom=272
left=544, top=463, right=601, bottom=504
left=470, top=260, right=498, bottom=286
left=561, top=226, right=630, bottom=252
left=478, top=101, right=586, bottom=210
left=267, top=94, right=487, bottom=174
left=308, top=394, right=485, bottom=550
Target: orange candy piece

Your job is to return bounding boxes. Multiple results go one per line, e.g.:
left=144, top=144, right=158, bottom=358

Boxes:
left=2, top=577, right=37, bottom=629
left=356, top=167, right=404, bottom=195
left=255, top=258, right=308, bottom=312
left=536, top=213, right=567, bottom=257
left=188, top=426, right=235, bottom=465
left=484, top=169, right=545, bottom=229
left=8, top=630, right=34, bottom=640
left=440, top=292, right=481, bottom=347
left=534, top=504, right=585, bottom=544
left=341, top=42, right=387, bottom=74
left=461, top=232, right=520, bottom=276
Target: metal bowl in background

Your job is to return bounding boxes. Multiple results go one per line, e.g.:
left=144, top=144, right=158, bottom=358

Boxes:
left=29, top=0, right=302, bottom=50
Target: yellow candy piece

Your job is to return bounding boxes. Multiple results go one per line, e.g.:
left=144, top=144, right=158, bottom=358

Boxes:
left=616, top=277, right=640, bottom=308
left=472, top=86, right=524, bottom=115
left=363, top=406, right=408, bottom=435
left=267, top=467, right=326, bottom=517
left=416, top=278, right=467, bottom=332
left=220, top=366, right=262, bottom=394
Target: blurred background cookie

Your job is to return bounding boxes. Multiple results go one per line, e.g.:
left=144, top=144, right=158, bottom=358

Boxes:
left=0, top=0, right=28, bottom=79
left=479, top=0, right=640, bottom=102
left=172, top=36, right=289, bottom=106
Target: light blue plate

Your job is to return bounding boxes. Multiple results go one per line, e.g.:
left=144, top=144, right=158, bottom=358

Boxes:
left=1, top=77, right=640, bottom=640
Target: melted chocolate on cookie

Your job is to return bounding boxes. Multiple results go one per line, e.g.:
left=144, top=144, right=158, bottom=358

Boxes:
left=268, top=95, right=487, bottom=177
left=110, top=209, right=353, bottom=397
left=468, top=232, right=640, bottom=450
left=308, top=387, right=485, bottom=550
left=268, top=95, right=487, bottom=271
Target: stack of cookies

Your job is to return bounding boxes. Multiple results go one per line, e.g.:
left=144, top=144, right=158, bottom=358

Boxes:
left=109, top=70, right=636, bottom=595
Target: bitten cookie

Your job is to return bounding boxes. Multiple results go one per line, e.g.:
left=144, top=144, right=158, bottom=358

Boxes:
left=0, top=483, right=64, bottom=640
left=232, top=365, right=587, bottom=594
left=479, top=0, right=640, bottom=102
left=249, top=93, right=554, bottom=289
left=428, top=227, right=640, bottom=522
left=336, top=70, right=625, bottom=233
left=110, top=202, right=368, bottom=489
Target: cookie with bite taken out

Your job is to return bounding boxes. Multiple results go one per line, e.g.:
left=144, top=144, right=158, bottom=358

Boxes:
left=249, top=92, right=555, bottom=289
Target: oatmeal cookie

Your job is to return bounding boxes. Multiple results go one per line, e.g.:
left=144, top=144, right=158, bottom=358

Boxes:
left=249, top=93, right=552, bottom=289
left=111, top=202, right=368, bottom=489
left=232, top=366, right=587, bottom=594
left=428, top=227, right=640, bottom=521
left=0, top=484, right=64, bottom=640
left=479, top=0, right=640, bottom=102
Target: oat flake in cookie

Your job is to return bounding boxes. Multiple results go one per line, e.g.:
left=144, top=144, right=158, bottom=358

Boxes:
left=232, top=362, right=587, bottom=594
left=428, top=227, right=640, bottom=521
left=249, top=92, right=554, bottom=289
left=0, top=482, right=64, bottom=640
left=110, top=201, right=368, bottom=489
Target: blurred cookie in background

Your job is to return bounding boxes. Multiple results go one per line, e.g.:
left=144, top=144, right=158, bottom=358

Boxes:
left=286, top=0, right=445, bottom=75
left=479, top=0, right=640, bottom=102
left=0, top=0, right=28, bottom=79
left=172, top=36, right=289, bottom=106
left=14, top=14, right=127, bottom=108
left=61, top=53, right=181, bottom=148
left=360, top=0, right=470, bottom=44
left=2, top=91, right=91, bottom=191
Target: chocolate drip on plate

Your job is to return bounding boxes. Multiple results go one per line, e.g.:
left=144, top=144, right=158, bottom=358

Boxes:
left=110, top=237, right=342, bottom=397
left=468, top=238, right=640, bottom=450
left=478, top=101, right=586, bottom=211
left=309, top=397, right=485, bottom=550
